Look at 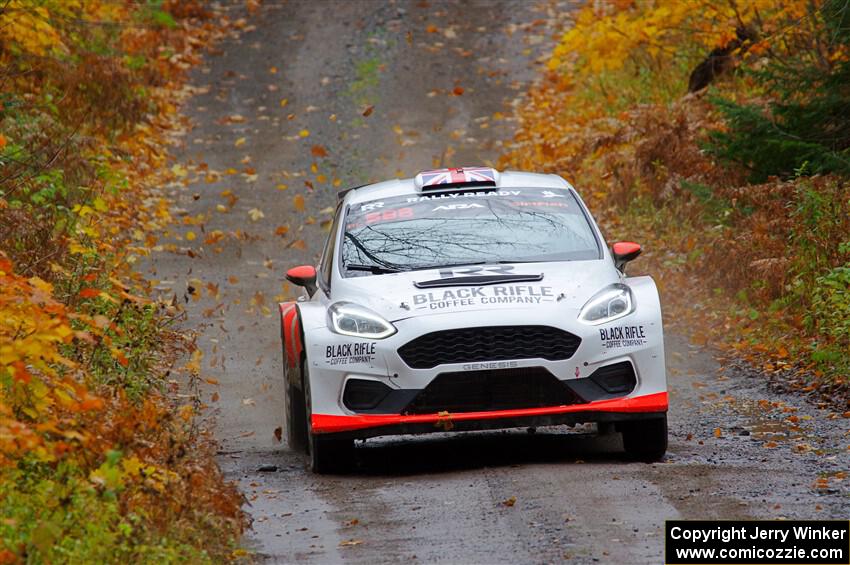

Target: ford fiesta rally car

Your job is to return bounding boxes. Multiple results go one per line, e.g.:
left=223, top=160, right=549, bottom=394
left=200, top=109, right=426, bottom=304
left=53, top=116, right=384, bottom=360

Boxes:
left=279, top=167, right=668, bottom=472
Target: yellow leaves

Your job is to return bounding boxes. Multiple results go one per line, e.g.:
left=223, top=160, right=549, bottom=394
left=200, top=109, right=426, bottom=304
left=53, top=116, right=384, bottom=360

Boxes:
left=171, top=164, right=188, bottom=178
left=248, top=208, right=265, bottom=221
left=92, top=197, right=108, bottom=213
left=550, top=0, right=809, bottom=85
left=234, top=137, right=246, bottom=147
left=0, top=1, right=67, bottom=57
left=184, top=349, right=203, bottom=376
left=298, top=129, right=310, bottom=138
left=279, top=98, right=288, bottom=107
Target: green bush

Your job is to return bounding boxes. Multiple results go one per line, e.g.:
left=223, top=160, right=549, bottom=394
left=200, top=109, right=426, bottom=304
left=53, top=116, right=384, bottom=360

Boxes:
left=0, top=461, right=213, bottom=564
left=706, top=1, right=850, bottom=182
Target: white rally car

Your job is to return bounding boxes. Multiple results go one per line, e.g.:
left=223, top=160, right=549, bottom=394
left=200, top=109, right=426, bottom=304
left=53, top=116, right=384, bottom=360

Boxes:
left=279, top=167, right=667, bottom=472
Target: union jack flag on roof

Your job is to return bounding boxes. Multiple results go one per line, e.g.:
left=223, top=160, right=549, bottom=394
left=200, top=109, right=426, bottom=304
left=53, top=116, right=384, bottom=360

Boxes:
left=415, top=166, right=498, bottom=188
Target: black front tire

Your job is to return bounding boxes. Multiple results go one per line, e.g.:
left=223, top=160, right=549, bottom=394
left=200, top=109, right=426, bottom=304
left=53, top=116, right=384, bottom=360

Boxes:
left=620, top=415, right=668, bottom=462
left=308, top=433, right=355, bottom=474
left=283, top=352, right=308, bottom=452
left=284, top=382, right=308, bottom=453
left=304, top=365, right=354, bottom=474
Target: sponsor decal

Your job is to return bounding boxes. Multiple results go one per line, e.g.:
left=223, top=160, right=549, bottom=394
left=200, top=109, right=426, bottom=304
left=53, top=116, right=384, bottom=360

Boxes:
left=325, top=341, right=377, bottom=366
left=412, top=285, right=554, bottom=310
left=439, top=265, right=515, bottom=278
left=462, top=361, right=519, bottom=371
left=432, top=203, right=485, bottom=211
left=406, top=190, right=521, bottom=202
left=510, top=201, right=569, bottom=208
left=541, top=190, right=566, bottom=198
left=360, top=201, right=384, bottom=212
left=599, top=325, right=647, bottom=349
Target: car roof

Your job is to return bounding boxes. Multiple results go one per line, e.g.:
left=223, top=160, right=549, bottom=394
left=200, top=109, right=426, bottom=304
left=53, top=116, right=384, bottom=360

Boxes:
left=342, top=169, right=574, bottom=205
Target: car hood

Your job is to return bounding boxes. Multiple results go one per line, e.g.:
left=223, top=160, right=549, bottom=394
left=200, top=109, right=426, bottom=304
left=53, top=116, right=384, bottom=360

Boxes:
left=331, top=261, right=621, bottom=322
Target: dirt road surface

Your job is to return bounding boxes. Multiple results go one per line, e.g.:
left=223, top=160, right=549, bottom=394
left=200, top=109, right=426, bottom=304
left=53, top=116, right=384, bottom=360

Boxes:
left=146, top=1, right=849, bottom=563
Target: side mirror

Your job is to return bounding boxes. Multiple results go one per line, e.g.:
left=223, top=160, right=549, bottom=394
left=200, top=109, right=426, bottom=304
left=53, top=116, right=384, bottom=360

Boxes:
left=612, top=242, right=642, bottom=272
left=286, top=265, right=317, bottom=295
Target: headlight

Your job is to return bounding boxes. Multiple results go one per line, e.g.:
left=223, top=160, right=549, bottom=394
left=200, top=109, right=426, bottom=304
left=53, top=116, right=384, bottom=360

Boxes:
left=578, top=284, right=635, bottom=325
left=328, top=302, right=397, bottom=339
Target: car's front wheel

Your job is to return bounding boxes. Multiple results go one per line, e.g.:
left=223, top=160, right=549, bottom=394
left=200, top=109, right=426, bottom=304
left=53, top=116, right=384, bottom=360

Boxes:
left=304, top=364, right=354, bottom=473
left=620, top=415, right=667, bottom=462
left=283, top=353, right=308, bottom=452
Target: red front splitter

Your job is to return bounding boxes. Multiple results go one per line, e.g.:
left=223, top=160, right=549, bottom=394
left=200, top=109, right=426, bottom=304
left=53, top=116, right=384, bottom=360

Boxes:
left=312, top=391, right=668, bottom=434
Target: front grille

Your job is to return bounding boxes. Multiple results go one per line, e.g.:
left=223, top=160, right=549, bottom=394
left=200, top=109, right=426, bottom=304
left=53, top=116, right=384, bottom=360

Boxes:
left=403, top=367, right=580, bottom=414
left=397, top=325, right=581, bottom=369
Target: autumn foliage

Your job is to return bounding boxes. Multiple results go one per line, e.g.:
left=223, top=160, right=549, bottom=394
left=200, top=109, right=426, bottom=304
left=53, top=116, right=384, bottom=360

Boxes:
left=502, top=0, right=850, bottom=399
left=1, top=1, right=247, bottom=562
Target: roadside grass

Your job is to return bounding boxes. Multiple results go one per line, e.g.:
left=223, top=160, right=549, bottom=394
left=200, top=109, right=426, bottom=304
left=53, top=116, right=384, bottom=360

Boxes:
left=501, top=0, right=850, bottom=402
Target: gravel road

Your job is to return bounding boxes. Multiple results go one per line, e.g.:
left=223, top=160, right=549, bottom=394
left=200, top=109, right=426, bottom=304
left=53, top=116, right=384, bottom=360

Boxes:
left=146, top=1, right=849, bottom=563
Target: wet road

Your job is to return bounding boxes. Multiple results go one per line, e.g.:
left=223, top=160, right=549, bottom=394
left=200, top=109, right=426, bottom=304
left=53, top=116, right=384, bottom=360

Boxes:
left=146, top=1, right=849, bottom=563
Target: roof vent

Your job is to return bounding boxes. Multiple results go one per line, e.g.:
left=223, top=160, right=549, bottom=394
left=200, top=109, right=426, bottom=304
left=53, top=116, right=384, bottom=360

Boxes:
left=414, top=167, right=499, bottom=191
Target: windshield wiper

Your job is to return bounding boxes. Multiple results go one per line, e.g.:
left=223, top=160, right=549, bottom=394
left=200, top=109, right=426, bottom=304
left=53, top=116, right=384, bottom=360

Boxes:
left=407, top=261, right=487, bottom=272
left=345, top=263, right=406, bottom=274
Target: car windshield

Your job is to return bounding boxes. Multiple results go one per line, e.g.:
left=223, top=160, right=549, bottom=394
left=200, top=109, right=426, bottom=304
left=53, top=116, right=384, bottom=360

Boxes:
left=341, top=187, right=600, bottom=275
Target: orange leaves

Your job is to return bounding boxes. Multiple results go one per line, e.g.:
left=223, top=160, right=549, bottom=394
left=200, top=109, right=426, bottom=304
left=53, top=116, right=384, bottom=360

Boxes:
left=311, top=144, right=328, bottom=157
left=293, top=194, right=305, bottom=212
left=78, top=288, right=101, bottom=299
left=11, top=361, right=31, bottom=384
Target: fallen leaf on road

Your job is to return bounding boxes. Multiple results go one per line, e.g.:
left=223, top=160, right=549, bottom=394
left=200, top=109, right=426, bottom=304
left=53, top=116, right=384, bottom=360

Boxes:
left=452, top=86, right=464, bottom=96
left=362, top=105, right=374, bottom=117
left=293, top=194, right=305, bottom=212
left=339, top=539, right=363, bottom=547
left=234, top=137, right=246, bottom=147
left=298, top=129, right=310, bottom=138
left=248, top=208, right=265, bottom=221
left=311, top=144, right=328, bottom=157
left=275, top=225, right=290, bottom=236
left=280, top=98, right=288, bottom=107
left=502, top=496, right=516, bottom=507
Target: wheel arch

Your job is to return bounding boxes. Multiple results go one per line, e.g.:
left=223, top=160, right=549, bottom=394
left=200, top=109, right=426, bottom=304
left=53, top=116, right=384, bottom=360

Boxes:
left=279, top=302, right=305, bottom=389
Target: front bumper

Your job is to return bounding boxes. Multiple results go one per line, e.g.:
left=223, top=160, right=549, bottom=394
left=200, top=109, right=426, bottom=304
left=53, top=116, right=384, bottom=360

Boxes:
left=303, top=306, right=667, bottom=438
